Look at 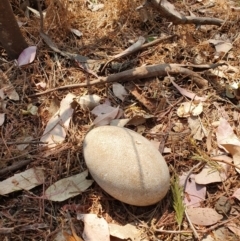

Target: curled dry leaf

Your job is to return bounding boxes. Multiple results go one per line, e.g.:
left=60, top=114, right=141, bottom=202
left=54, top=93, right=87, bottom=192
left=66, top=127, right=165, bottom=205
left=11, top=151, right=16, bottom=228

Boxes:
left=70, top=28, right=83, bottom=37
left=188, top=116, right=208, bottom=141
left=127, top=114, right=154, bottom=126
left=0, top=168, right=45, bottom=195
left=87, top=2, right=104, bottom=11
left=27, top=6, right=46, bottom=18
left=40, top=93, right=75, bottom=147
left=221, top=144, right=240, bottom=174
left=21, top=104, right=38, bottom=115
left=77, top=94, right=101, bottom=110
left=17, top=46, right=37, bottom=66
left=177, top=102, right=203, bottom=117
left=195, top=155, right=232, bottom=184
left=112, top=83, right=128, bottom=101
left=186, top=207, right=223, bottom=226
left=44, top=170, right=93, bottom=202
left=208, top=39, right=233, bottom=56
left=17, top=21, right=26, bottom=27
left=77, top=214, right=110, bottom=241
left=35, top=82, right=47, bottom=89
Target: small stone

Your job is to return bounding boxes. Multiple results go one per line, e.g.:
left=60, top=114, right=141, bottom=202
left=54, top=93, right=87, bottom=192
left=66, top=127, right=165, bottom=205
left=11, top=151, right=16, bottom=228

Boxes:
left=83, top=126, right=170, bottom=206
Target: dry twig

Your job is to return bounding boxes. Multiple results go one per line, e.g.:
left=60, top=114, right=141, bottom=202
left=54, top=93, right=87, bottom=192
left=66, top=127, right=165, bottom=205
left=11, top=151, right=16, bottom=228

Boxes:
left=29, top=63, right=224, bottom=97
left=144, top=0, right=224, bottom=26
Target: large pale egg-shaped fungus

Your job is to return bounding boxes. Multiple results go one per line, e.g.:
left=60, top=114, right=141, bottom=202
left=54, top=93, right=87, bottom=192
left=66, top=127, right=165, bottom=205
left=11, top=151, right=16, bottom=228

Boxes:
left=83, top=126, right=170, bottom=206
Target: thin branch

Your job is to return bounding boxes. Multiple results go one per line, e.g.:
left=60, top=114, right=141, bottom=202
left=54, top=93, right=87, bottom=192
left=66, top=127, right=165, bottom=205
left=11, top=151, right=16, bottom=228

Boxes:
left=146, top=0, right=224, bottom=26
left=28, top=62, right=221, bottom=97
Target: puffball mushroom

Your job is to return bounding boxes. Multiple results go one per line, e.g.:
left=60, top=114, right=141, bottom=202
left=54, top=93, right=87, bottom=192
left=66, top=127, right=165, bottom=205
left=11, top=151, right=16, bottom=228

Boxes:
left=83, top=126, right=170, bottom=206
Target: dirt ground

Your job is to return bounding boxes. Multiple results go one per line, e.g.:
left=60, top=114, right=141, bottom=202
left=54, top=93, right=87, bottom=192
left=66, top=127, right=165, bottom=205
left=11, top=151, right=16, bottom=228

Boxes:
left=1, top=0, right=240, bottom=240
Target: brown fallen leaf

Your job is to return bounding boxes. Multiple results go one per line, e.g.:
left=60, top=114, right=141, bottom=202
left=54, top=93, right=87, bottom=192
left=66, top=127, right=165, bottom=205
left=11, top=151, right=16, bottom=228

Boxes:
left=126, top=83, right=157, bottom=112
left=127, top=114, right=154, bottom=126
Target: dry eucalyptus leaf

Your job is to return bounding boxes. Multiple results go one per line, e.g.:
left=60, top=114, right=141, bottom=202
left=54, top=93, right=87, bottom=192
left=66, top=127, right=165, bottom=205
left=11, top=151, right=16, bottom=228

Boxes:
left=201, top=234, right=215, bottom=241
left=160, top=0, right=183, bottom=19
left=0, top=168, right=45, bottom=195
left=209, top=39, right=233, bottom=55
left=179, top=173, right=206, bottom=207
left=0, top=113, right=5, bottom=126
left=17, top=46, right=37, bottom=66
left=44, top=170, right=93, bottom=202
left=177, top=102, right=203, bottom=117
left=226, top=222, right=240, bottom=237
left=26, top=104, right=38, bottom=115
left=233, top=188, right=240, bottom=201
left=171, top=79, right=206, bottom=101
left=110, top=118, right=129, bottom=127
left=112, top=36, right=145, bottom=59
left=78, top=214, right=110, bottom=241
left=26, top=7, right=46, bottom=18
left=4, top=85, right=19, bottom=100
left=109, top=223, right=141, bottom=240
left=87, top=2, right=104, bottom=11
left=93, top=106, right=120, bottom=126
left=188, top=116, right=207, bottom=141
left=70, top=28, right=83, bottom=37
left=91, top=103, right=116, bottom=116
left=77, top=94, right=101, bottom=110
left=35, top=81, right=47, bottom=89
left=127, top=114, right=154, bottom=126
left=221, top=144, right=240, bottom=173
left=195, top=155, right=232, bottom=184
left=17, top=136, right=33, bottom=150
left=186, top=207, right=223, bottom=226
left=216, top=118, right=240, bottom=147
left=0, top=88, right=5, bottom=99
left=112, top=83, right=128, bottom=101
left=40, top=93, right=75, bottom=147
